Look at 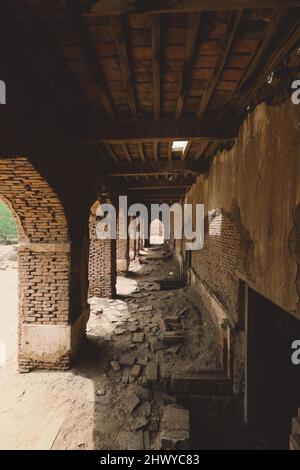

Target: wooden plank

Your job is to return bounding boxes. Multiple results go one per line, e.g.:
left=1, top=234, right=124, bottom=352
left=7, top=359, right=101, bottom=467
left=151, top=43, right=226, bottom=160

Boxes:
left=88, top=117, right=240, bottom=142
left=123, top=143, right=132, bottom=161
left=115, top=176, right=195, bottom=189
left=154, top=141, right=159, bottom=161
left=175, top=13, right=201, bottom=118
left=111, top=16, right=138, bottom=117
left=127, top=190, right=186, bottom=198
left=182, top=141, right=192, bottom=160
left=107, top=160, right=206, bottom=176
left=90, top=1, right=298, bottom=16
left=138, top=142, right=146, bottom=162
left=105, top=143, right=119, bottom=162
left=134, top=195, right=182, bottom=201
left=194, top=141, right=210, bottom=159
left=168, top=142, right=173, bottom=160
left=152, top=15, right=161, bottom=119
left=238, top=11, right=300, bottom=103
left=68, top=4, right=115, bottom=117
left=198, top=11, right=242, bottom=117
left=237, top=9, right=288, bottom=95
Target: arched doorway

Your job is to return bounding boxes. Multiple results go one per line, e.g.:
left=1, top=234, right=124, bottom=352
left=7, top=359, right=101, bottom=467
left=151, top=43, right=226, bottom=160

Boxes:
left=150, top=218, right=164, bottom=245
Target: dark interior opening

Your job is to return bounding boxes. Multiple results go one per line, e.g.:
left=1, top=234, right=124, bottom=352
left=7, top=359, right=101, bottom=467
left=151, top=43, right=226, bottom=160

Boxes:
left=247, top=287, right=300, bottom=449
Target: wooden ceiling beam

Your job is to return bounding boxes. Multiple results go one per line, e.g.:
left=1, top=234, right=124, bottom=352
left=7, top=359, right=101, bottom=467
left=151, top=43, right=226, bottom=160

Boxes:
left=84, top=117, right=240, bottom=142
left=114, top=176, right=195, bottom=189
left=198, top=10, right=242, bottom=117
left=111, top=15, right=138, bottom=117
left=68, top=2, right=115, bottom=118
left=107, top=160, right=206, bottom=176
left=123, top=143, right=132, bottom=161
left=175, top=13, right=201, bottom=118
left=237, top=10, right=300, bottom=105
left=152, top=15, right=161, bottom=119
left=182, top=141, right=192, bottom=160
left=126, top=186, right=186, bottom=193
left=104, top=143, right=119, bottom=162
left=90, top=1, right=299, bottom=15
left=138, top=143, right=146, bottom=162
left=154, top=141, right=159, bottom=161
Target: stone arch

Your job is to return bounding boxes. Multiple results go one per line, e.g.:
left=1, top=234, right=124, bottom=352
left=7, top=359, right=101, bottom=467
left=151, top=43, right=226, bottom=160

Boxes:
left=0, top=157, right=87, bottom=372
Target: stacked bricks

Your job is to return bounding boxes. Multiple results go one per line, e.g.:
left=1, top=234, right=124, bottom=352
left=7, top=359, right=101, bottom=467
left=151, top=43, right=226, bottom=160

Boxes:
left=116, top=215, right=129, bottom=275
left=191, top=209, right=241, bottom=322
left=0, top=158, right=68, bottom=243
left=88, top=201, right=117, bottom=298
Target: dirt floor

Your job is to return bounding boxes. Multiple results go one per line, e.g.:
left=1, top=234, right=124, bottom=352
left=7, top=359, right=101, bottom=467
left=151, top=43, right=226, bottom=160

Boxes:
left=0, top=244, right=223, bottom=450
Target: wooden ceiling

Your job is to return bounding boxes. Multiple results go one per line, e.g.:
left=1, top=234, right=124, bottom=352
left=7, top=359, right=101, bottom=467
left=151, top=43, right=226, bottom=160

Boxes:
left=5, top=0, right=300, bottom=202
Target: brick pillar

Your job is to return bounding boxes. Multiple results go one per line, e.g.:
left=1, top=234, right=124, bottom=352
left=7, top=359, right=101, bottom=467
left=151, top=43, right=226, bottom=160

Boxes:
left=0, top=157, right=90, bottom=372
left=88, top=203, right=117, bottom=298
left=116, top=216, right=129, bottom=275
left=17, top=241, right=90, bottom=372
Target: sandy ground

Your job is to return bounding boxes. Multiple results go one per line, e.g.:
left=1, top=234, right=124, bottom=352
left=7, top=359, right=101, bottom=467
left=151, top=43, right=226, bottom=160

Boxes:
left=0, top=244, right=221, bottom=450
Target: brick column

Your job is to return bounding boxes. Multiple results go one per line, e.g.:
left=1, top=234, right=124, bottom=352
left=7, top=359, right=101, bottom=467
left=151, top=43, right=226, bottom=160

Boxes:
left=88, top=204, right=117, bottom=298
left=18, top=242, right=89, bottom=372
left=116, top=216, right=129, bottom=275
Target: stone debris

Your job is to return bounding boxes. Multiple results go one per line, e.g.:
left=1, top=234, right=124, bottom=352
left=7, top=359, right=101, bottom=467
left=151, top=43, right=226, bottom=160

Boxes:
left=158, top=405, right=190, bottom=450
left=130, top=364, right=142, bottom=378
left=137, top=357, right=148, bottom=366
left=110, top=361, right=121, bottom=371
left=145, top=361, right=158, bottom=383
left=119, top=354, right=136, bottom=367
left=127, top=431, right=144, bottom=450
left=114, top=327, right=126, bottom=335
left=122, top=368, right=130, bottom=384
left=140, top=401, right=151, bottom=417
left=133, top=332, right=145, bottom=343
left=132, top=416, right=148, bottom=431
left=128, top=324, right=139, bottom=333
left=127, top=393, right=141, bottom=414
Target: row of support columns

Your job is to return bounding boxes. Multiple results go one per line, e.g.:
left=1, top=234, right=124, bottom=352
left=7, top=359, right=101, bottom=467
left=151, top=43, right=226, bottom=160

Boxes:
left=88, top=207, right=143, bottom=300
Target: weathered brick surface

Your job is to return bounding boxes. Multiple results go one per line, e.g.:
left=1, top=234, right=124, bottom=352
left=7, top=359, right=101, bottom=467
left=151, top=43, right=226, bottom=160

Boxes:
left=116, top=216, right=129, bottom=275
left=0, top=157, right=90, bottom=371
left=89, top=201, right=117, bottom=298
left=191, top=208, right=242, bottom=320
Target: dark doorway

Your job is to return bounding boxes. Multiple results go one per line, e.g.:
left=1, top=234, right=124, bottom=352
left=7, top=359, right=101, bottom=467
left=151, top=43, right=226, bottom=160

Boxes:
left=247, top=288, right=300, bottom=449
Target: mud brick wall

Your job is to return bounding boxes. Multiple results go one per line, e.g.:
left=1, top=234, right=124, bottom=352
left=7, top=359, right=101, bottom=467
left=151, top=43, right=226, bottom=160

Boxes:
left=89, top=202, right=117, bottom=298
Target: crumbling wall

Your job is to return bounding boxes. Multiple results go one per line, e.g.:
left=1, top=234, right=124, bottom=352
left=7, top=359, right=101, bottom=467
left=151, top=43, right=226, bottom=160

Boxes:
left=173, top=100, right=300, bottom=395
left=179, top=100, right=300, bottom=323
